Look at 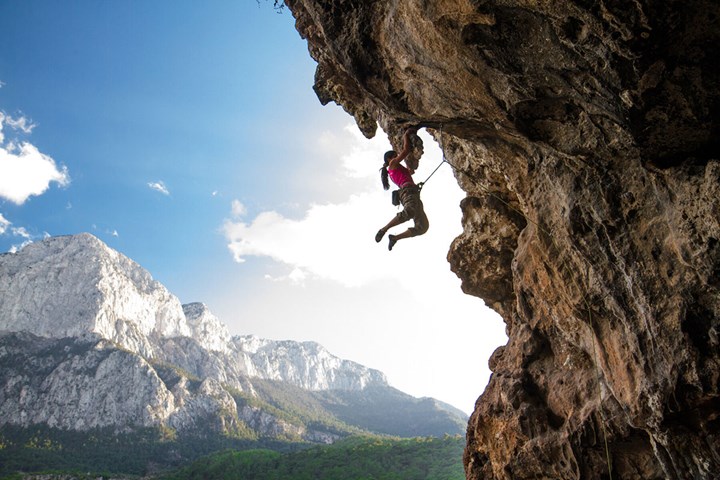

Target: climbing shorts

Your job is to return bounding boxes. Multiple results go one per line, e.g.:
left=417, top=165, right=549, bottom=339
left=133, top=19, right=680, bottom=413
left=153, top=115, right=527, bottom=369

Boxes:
left=395, top=186, right=429, bottom=236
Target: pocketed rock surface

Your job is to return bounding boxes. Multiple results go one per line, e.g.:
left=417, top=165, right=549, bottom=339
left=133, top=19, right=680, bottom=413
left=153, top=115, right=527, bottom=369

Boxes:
left=285, top=1, right=720, bottom=478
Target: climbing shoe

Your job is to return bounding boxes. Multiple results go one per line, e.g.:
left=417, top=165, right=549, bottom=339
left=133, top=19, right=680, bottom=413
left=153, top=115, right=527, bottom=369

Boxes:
left=388, top=234, right=398, bottom=251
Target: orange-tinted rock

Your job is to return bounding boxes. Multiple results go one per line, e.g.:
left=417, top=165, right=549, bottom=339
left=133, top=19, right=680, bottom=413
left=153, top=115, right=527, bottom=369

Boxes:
left=286, top=0, right=720, bottom=478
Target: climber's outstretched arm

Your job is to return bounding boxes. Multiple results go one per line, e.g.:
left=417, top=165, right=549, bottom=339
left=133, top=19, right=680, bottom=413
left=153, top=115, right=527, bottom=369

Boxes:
left=388, top=128, right=417, bottom=169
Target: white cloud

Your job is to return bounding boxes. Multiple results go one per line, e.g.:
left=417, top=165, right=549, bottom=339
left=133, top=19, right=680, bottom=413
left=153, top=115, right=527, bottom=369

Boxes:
left=0, top=215, right=39, bottom=253
left=0, top=113, right=70, bottom=205
left=287, top=267, right=307, bottom=284
left=11, top=226, right=31, bottom=239
left=224, top=192, right=392, bottom=287
left=4, top=115, right=35, bottom=134
left=9, top=240, right=32, bottom=253
left=231, top=199, right=246, bottom=218
left=148, top=180, right=170, bottom=195
left=337, top=125, right=388, bottom=180
left=264, top=266, right=308, bottom=285
left=0, top=213, right=10, bottom=235
left=222, top=126, right=466, bottom=297
left=9, top=226, right=33, bottom=252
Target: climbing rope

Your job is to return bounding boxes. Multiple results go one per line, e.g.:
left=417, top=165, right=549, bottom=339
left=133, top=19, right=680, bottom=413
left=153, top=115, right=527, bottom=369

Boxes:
left=586, top=266, right=614, bottom=479
left=435, top=127, right=615, bottom=479
left=417, top=158, right=447, bottom=190
left=417, top=124, right=449, bottom=190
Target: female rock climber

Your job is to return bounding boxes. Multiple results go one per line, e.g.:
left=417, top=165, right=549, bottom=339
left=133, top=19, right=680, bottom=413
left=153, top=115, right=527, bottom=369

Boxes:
left=375, top=127, right=429, bottom=251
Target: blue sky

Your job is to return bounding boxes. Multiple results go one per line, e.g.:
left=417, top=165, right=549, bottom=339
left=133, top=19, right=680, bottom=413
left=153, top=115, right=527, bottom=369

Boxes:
left=0, top=1, right=506, bottom=414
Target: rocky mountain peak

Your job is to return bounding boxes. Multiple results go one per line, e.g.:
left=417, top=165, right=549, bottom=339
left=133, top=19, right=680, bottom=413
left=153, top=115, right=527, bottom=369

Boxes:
left=0, top=233, right=388, bottom=393
left=0, top=233, right=188, bottom=357
left=234, top=335, right=388, bottom=390
left=182, top=302, right=231, bottom=353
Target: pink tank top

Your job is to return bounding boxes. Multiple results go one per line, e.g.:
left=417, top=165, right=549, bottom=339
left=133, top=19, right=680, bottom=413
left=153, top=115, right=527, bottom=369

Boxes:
left=388, top=165, right=414, bottom=187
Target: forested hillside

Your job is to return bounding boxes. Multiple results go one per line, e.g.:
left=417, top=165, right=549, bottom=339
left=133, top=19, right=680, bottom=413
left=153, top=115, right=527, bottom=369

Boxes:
left=0, top=435, right=465, bottom=480
left=159, top=436, right=465, bottom=480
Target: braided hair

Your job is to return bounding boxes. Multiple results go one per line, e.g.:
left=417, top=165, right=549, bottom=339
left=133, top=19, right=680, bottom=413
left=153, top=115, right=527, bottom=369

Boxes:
left=380, top=150, right=396, bottom=191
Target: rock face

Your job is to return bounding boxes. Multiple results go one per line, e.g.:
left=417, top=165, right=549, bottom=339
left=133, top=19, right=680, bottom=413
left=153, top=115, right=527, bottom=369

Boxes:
left=285, top=1, right=720, bottom=478
left=0, top=332, right=176, bottom=431
left=0, top=233, right=189, bottom=358
left=0, top=233, right=464, bottom=441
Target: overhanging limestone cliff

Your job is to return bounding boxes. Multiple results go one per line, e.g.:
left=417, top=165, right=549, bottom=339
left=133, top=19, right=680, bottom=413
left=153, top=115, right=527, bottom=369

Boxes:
left=285, top=1, right=720, bottom=478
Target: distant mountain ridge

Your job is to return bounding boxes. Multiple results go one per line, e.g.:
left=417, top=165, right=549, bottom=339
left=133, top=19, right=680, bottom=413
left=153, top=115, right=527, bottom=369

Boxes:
left=0, top=233, right=465, bottom=447
left=0, top=233, right=386, bottom=392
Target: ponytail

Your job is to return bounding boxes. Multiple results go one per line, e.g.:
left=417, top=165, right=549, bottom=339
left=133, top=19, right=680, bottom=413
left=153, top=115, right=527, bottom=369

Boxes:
left=380, top=150, right=396, bottom=191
